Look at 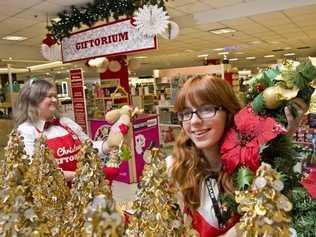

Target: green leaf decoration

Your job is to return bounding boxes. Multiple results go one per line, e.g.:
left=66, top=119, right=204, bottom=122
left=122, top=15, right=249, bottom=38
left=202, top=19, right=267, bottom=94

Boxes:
left=48, top=0, right=169, bottom=41
left=234, top=167, right=254, bottom=190
left=119, top=144, right=132, bottom=161
left=251, top=93, right=265, bottom=113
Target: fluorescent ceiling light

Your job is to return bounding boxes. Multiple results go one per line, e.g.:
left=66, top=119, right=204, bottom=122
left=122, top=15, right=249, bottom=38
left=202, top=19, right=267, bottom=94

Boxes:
left=264, top=54, right=275, bottom=58
left=284, top=46, right=292, bottom=50
left=197, top=54, right=208, bottom=58
left=246, top=56, right=256, bottom=60
left=235, top=52, right=244, bottom=55
left=2, top=35, right=27, bottom=41
left=229, top=58, right=239, bottom=61
left=284, top=53, right=295, bottom=56
left=249, top=40, right=262, bottom=45
left=218, top=52, right=229, bottom=55
left=213, top=48, right=224, bottom=51
left=208, top=28, right=236, bottom=34
left=134, top=56, right=148, bottom=59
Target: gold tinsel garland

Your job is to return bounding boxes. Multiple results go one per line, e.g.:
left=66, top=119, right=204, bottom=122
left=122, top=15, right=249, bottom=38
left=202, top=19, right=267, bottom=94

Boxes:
left=62, top=140, right=119, bottom=236
left=25, top=134, right=69, bottom=236
left=235, top=163, right=296, bottom=237
left=0, top=131, right=40, bottom=236
left=126, top=148, right=199, bottom=237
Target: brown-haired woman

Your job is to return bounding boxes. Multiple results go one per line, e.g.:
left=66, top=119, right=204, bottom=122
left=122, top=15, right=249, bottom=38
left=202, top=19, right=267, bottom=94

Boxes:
left=167, top=74, right=305, bottom=236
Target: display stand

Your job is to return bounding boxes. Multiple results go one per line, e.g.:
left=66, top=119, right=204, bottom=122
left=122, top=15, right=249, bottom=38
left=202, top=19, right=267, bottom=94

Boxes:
left=90, top=114, right=160, bottom=183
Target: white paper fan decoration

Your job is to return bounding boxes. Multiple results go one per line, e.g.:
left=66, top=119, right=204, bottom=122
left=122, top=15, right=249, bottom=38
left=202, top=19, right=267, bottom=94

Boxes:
left=41, top=44, right=61, bottom=61
left=161, top=21, right=180, bottom=40
left=134, top=4, right=169, bottom=37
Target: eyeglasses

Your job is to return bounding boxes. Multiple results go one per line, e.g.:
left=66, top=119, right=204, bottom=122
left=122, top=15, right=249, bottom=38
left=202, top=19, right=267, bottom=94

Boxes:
left=177, top=105, right=222, bottom=122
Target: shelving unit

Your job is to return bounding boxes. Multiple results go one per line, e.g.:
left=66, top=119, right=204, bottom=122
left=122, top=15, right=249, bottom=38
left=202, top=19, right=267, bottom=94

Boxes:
left=93, top=81, right=129, bottom=119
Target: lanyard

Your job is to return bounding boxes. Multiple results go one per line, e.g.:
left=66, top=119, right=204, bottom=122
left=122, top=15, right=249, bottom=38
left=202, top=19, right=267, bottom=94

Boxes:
left=205, top=176, right=225, bottom=229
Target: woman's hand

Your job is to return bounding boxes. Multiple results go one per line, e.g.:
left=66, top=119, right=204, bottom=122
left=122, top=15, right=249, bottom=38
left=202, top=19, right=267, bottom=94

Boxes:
left=284, top=98, right=308, bottom=136
left=63, top=170, right=76, bottom=182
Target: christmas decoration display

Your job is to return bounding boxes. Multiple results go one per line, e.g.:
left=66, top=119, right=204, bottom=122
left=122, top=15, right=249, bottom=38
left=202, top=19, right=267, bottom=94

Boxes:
left=126, top=147, right=199, bottom=237
left=160, top=21, right=180, bottom=40
left=48, top=0, right=169, bottom=41
left=235, top=163, right=295, bottom=237
left=82, top=194, right=125, bottom=237
left=134, top=4, right=169, bottom=37
left=88, top=57, right=109, bottom=73
left=0, top=131, right=39, bottom=236
left=220, top=58, right=316, bottom=236
left=25, top=134, right=69, bottom=236
left=62, top=140, right=114, bottom=236
left=41, top=33, right=61, bottom=61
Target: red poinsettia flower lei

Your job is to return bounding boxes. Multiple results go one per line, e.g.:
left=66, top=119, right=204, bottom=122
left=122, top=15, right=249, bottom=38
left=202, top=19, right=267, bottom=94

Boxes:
left=220, top=105, right=286, bottom=173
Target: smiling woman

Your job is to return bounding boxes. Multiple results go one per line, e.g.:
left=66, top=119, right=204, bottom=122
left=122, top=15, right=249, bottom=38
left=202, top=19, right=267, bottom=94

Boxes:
left=14, top=78, right=114, bottom=183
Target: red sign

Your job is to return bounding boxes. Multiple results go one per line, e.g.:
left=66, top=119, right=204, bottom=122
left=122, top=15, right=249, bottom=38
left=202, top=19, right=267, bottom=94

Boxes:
left=69, top=68, right=88, bottom=133
left=61, top=18, right=157, bottom=63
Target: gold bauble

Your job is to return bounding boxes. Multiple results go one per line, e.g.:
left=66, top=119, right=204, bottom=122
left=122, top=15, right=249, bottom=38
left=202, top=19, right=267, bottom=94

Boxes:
left=262, top=85, right=299, bottom=109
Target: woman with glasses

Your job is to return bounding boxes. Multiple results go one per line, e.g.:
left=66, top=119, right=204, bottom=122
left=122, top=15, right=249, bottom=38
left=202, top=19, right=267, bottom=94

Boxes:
left=167, top=74, right=305, bottom=236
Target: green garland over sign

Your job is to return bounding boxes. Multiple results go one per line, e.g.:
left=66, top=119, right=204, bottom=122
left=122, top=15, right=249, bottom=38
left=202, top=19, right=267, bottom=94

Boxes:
left=48, top=0, right=169, bottom=42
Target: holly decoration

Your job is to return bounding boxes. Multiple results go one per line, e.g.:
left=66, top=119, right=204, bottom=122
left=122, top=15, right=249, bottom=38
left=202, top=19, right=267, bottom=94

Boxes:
left=48, top=0, right=169, bottom=41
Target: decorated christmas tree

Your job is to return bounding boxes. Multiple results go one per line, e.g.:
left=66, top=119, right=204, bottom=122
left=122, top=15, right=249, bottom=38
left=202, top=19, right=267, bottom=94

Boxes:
left=235, top=163, right=295, bottom=237
left=0, top=131, right=40, bottom=236
left=220, top=58, right=316, bottom=236
left=25, top=134, right=69, bottom=236
left=82, top=194, right=125, bottom=237
left=126, top=148, right=199, bottom=237
left=62, top=140, right=114, bottom=236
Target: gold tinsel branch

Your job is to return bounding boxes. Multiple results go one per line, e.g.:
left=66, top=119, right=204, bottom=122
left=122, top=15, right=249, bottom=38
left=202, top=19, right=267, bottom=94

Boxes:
left=126, top=148, right=199, bottom=237
left=62, top=140, right=114, bottom=236
left=235, top=162, right=296, bottom=237
left=25, top=134, right=69, bottom=236
left=0, top=130, right=39, bottom=236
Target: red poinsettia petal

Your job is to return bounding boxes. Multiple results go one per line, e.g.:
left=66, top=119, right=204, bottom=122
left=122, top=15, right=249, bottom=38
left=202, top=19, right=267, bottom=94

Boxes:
left=301, top=169, right=316, bottom=199
left=221, top=146, right=241, bottom=173
left=234, top=105, right=258, bottom=134
left=240, top=140, right=261, bottom=172
left=255, top=118, right=286, bottom=145
left=221, top=128, right=240, bottom=152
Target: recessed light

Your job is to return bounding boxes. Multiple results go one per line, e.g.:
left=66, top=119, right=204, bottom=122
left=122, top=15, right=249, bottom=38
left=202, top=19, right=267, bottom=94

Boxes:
left=284, top=47, right=292, bottom=50
left=134, top=56, right=148, bottom=59
left=218, top=52, right=229, bottom=55
left=264, top=55, right=275, bottom=58
left=229, top=58, right=239, bottom=61
left=197, top=54, right=208, bottom=58
left=2, top=35, right=27, bottom=41
left=235, top=52, right=244, bottom=55
left=246, top=56, right=256, bottom=60
left=208, top=28, right=236, bottom=34
left=269, top=41, right=280, bottom=44
left=249, top=40, right=262, bottom=45
left=284, top=53, right=295, bottom=56
left=184, top=49, right=194, bottom=53
left=213, top=48, right=224, bottom=51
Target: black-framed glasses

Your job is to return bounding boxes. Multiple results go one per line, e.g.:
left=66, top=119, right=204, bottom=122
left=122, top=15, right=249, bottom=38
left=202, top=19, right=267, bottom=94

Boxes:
left=177, top=105, right=222, bottom=122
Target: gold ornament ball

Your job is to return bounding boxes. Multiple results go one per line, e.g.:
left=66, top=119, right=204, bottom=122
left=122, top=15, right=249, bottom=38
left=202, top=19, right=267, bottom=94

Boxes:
left=262, top=86, right=282, bottom=109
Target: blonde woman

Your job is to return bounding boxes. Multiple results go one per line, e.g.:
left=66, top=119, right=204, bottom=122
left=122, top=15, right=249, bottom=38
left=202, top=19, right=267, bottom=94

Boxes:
left=15, top=78, right=112, bottom=182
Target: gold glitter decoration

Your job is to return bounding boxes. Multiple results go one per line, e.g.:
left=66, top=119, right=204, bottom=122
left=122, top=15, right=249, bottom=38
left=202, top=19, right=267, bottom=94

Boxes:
left=0, top=130, right=40, bottom=236
left=62, top=140, right=115, bottom=236
left=235, top=162, right=294, bottom=237
left=25, top=134, right=69, bottom=236
left=126, top=148, right=199, bottom=237
left=82, top=194, right=124, bottom=237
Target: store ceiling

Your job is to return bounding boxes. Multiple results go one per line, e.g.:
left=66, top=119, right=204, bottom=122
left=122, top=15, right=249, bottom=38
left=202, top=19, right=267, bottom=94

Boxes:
left=0, top=0, right=316, bottom=78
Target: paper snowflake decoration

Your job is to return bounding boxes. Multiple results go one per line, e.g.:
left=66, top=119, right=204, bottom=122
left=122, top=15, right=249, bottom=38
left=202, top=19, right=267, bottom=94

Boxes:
left=134, top=4, right=170, bottom=37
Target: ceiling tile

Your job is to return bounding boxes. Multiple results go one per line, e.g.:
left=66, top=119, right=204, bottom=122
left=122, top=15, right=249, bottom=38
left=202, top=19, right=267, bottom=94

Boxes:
left=177, top=2, right=213, bottom=13
left=283, top=4, right=316, bottom=16
left=200, top=0, right=244, bottom=9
